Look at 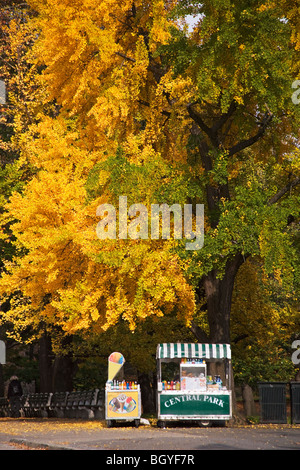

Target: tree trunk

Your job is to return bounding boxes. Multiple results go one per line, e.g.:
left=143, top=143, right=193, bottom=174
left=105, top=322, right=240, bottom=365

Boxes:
left=138, top=372, right=155, bottom=414
left=39, top=334, right=53, bottom=392
left=191, top=254, right=245, bottom=417
left=52, top=355, right=76, bottom=392
left=51, top=335, right=76, bottom=392
left=242, top=384, right=256, bottom=416
left=39, top=333, right=76, bottom=392
left=203, top=253, right=245, bottom=343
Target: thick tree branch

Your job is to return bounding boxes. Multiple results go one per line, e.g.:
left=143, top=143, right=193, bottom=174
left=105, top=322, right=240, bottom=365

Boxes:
left=227, top=111, right=273, bottom=157
left=268, top=176, right=300, bottom=205
left=232, top=334, right=249, bottom=344
left=190, top=320, right=209, bottom=343
left=187, top=103, right=213, bottom=139
left=116, top=51, right=135, bottom=62
left=211, top=100, right=237, bottom=134
left=187, top=100, right=237, bottom=148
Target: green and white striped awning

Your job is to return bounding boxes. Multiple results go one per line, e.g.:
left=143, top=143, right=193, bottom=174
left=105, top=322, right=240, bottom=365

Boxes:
left=156, top=343, right=231, bottom=360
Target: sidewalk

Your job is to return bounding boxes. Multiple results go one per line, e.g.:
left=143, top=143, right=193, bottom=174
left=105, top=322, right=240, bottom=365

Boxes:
left=0, top=418, right=299, bottom=451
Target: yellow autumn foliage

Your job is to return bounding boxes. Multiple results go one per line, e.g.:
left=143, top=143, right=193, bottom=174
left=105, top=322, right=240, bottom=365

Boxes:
left=0, top=0, right=299, bottom=358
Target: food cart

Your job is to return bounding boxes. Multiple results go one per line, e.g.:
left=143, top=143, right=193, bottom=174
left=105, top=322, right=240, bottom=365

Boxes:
left=156, top=343, right=232, bottom=427
left=105, top=352, right=141, bottom=427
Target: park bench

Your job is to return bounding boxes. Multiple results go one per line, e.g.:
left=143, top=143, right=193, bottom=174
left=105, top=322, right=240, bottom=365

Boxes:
left=23, top=393, right=52, bottom=418
left=64, top=389, right=100, bottom=418
left=91, top=388, right=105, bottom=419
left=0, top=388, right=104, bottom=419
left=76, top=389, right=98, bottom=419
left=48, top=391, right=68, bottom=418
left=65, top=390, right=81, bottom=418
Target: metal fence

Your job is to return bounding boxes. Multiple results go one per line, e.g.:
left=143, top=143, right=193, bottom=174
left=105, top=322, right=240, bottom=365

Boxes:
left=290, top=382, right=300, bottom=424
left=258, top=382, right=288, bottom=424
left=258, top=381, right=300, bottom=424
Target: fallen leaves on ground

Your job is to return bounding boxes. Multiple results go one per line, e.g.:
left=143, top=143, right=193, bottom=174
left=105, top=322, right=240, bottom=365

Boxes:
left=0, top=418, right=107, bottom=435
left=0, top=418, right=299, bottom=436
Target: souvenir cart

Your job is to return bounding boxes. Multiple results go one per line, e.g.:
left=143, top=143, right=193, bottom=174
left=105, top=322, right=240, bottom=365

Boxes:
left=156, top=343, right=232, bottom=427
left=105, top=352, right=141, bottom=428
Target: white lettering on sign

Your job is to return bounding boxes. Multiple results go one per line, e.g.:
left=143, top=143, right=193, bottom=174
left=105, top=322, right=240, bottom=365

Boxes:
left=203, top=395, right=224, bottom=407
left=164, top=394, right=224, bottom=408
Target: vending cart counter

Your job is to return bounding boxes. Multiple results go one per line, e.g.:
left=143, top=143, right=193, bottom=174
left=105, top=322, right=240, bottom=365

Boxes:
left=105, top=352, right=141, bottom=427
left=156, top=343, right=232, bottom=427
left=158, top=389, right=232, bottom=421
left=105, top=384, right=141, bottom=427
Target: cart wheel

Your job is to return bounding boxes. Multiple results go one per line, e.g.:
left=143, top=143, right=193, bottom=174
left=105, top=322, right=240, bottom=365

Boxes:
left=134, top=419, right=140, bottom=428
left=106, top=420, right=113, bottom=428
left=157, top=420, right=166, bottom=428
left=198, top=420, right=211, bottom=427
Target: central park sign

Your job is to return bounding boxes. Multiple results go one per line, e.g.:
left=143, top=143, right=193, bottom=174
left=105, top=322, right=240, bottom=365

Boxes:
left=159, top=393, right=231, bottom=417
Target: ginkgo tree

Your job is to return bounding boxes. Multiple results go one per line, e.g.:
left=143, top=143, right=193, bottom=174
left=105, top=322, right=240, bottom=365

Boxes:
left=0, top=0, right=299, bottom=374
left=0, top=2, right=49, bottom=335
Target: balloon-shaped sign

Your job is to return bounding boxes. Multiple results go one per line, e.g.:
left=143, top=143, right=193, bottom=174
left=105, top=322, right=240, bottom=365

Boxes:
left=108, top=352, right=125, bottom=381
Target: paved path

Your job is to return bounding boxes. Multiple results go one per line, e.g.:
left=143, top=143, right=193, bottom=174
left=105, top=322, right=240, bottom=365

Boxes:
left=0, top=419, right=299, bottom=451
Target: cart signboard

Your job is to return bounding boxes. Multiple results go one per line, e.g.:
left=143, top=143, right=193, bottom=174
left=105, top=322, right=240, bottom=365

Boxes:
left=159, top=391, right=231, bottom=418
left=106, top=389, right=140, bottom=419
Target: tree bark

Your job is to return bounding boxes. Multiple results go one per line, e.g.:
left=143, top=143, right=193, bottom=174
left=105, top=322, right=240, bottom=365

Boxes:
left=51, top=335, right=76, bottom=392
left=39, top=334, right=53, bottom=392
left=242, top=384, right=256, bottom=416
left=203, top=253, right=245, bottom=343
left=52, top=354, right=76, bottom=392
left=138, top=372, right=155, bottom=414
left=39, top=333, right=76, bottom=392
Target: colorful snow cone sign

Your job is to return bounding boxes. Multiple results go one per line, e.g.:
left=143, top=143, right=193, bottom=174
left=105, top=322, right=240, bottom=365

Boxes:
left=105, top=352, right=141, bottom=427
left=108, top=352, right=125, bottom=381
